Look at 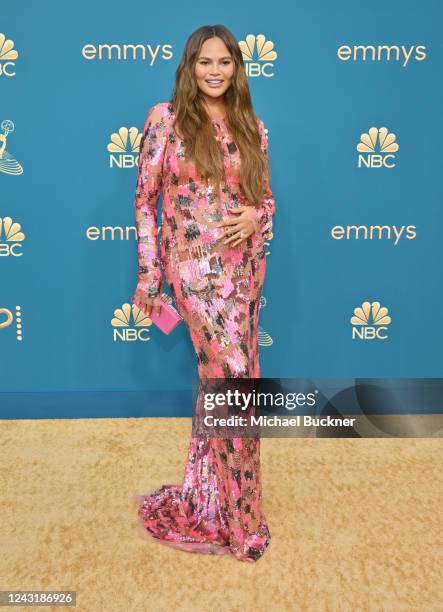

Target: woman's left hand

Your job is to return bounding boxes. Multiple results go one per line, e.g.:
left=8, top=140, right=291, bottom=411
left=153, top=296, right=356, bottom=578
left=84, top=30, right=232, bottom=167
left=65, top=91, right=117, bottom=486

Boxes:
left=214, top=205, right=259, bottom=247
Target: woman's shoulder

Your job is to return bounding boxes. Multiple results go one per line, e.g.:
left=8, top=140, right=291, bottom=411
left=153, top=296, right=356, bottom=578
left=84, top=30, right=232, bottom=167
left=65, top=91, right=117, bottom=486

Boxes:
left=142, top=102, right=175, bottom=136
left=147, top=101, right=175, bottom=122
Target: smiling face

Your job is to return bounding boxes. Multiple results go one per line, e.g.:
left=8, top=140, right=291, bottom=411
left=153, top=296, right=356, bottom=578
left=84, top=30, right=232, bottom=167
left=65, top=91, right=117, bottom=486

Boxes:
left=194, top=36, right=234, bottom=104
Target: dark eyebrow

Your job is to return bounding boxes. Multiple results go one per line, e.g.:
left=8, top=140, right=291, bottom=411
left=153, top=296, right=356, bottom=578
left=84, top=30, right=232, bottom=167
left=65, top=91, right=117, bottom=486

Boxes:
left=197, top=56, right=232, bottom=60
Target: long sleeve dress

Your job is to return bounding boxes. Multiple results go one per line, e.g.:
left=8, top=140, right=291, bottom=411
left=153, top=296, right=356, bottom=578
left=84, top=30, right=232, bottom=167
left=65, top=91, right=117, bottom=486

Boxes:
left=132, top=101, right=276, bottom=563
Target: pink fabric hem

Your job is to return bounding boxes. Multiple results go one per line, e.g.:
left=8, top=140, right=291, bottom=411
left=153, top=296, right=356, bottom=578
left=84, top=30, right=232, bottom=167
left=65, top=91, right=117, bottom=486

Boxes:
left=132, top=492, right=264, bottom=563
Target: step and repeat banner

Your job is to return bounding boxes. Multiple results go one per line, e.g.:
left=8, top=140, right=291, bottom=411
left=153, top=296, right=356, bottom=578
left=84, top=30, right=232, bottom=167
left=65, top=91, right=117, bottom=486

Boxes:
left=1, top=1, right=442, bottom=418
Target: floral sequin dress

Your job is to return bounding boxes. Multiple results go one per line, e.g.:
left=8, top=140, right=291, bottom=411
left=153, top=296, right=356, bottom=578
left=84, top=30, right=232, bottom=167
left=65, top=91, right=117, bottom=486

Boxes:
left=132, top=101, right=276, bottom=562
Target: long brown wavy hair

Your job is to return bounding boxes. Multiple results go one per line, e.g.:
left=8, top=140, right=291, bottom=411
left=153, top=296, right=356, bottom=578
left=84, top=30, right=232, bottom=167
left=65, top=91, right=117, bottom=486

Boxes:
left=170, top=24, right=270, bottom=208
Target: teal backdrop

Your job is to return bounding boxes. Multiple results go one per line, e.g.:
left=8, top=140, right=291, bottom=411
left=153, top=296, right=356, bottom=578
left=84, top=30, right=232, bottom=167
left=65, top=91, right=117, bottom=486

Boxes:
left=1, top=0, right=442, bottom=417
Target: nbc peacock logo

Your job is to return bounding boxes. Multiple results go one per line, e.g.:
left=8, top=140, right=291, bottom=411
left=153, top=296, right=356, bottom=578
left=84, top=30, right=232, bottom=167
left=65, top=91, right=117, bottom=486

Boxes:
left=0, top=216, right=25, bottom=256
left=111, top=302, right=153, bottom=342
left=350, top=301, right=392, bottom=340
left=0, top=33, right=18, bottom=77
left=357, top=127, right=399, bottom=168
left=107, top=127, right=142, bottom=169
left=238, top=34, right=277, bottom=77
left=0, top=120, right=23, bottom=175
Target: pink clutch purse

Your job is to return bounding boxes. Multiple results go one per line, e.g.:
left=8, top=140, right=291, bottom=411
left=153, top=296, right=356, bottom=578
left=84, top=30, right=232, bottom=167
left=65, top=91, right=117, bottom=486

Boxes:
left=132, top=292, right=183, bottom=335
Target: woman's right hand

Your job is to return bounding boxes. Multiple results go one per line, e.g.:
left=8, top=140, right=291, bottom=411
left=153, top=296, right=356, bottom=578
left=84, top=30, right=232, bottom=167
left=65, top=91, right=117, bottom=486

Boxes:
left=132, top=288, right=163, bottom=318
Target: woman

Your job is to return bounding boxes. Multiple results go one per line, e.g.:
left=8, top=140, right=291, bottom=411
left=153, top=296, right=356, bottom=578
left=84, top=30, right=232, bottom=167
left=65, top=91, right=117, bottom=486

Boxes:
left=132, top=24, right=276, bottom=563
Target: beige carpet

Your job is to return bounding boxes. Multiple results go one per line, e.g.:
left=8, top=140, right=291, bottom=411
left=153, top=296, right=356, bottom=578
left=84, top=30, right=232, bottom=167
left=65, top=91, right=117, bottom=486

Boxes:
left=1, top=418, right=441, bottom=612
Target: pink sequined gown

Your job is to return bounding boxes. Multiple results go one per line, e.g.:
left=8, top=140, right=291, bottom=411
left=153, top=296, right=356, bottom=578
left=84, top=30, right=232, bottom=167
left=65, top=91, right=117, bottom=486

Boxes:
left=132, top=102, right=275, bottom=562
